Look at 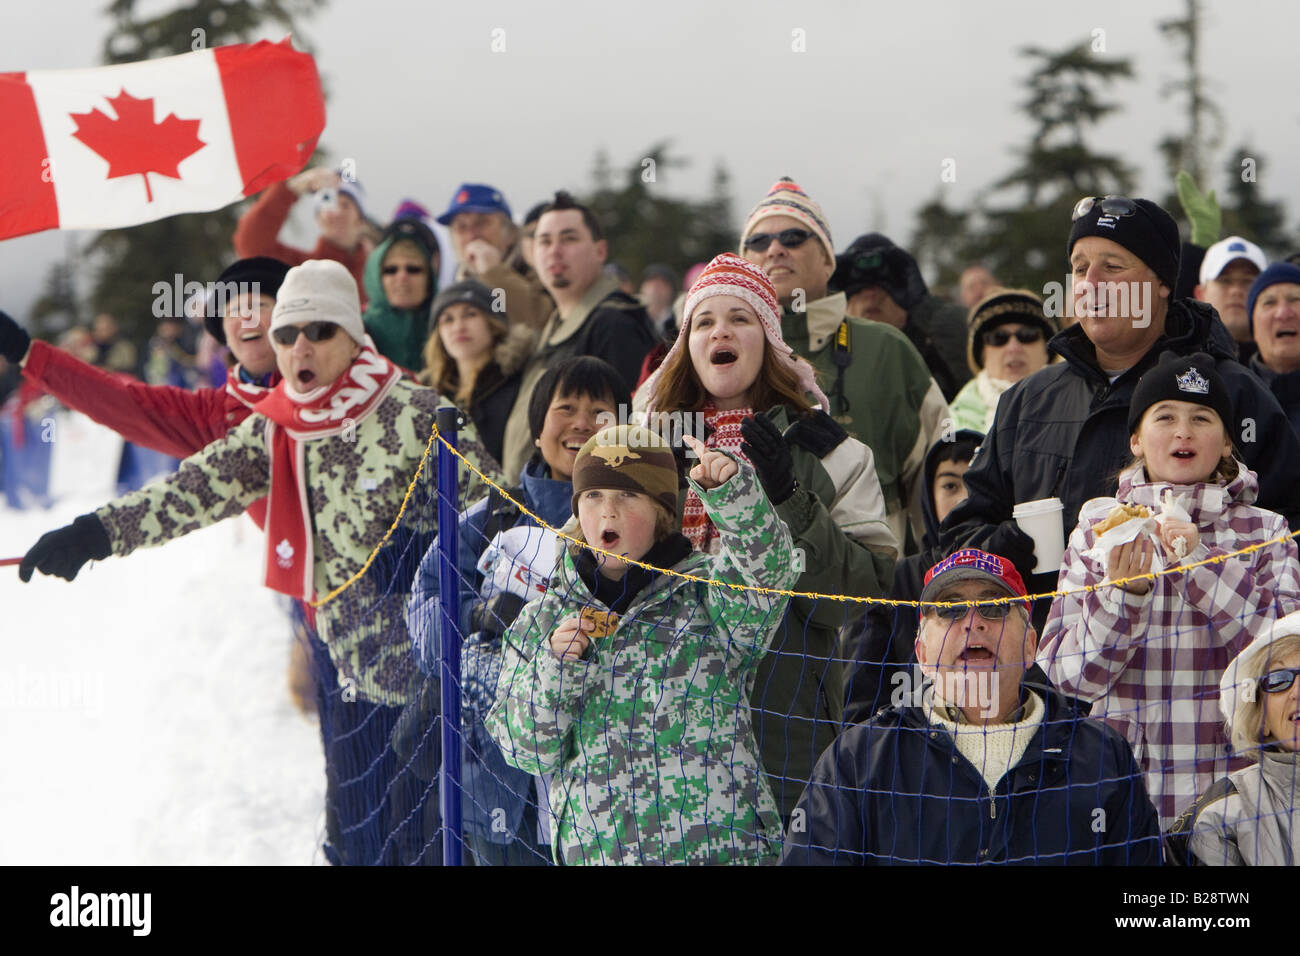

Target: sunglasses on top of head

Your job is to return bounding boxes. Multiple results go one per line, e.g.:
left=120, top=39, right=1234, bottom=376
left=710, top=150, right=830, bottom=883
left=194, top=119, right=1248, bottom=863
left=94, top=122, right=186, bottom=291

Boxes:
left=743, top=228, right=815, bottom=253
left=983, top=326, right=1044, bottom=348
left=1259, top=667, right=1300, bottom=695
left=1071, top=195, right=1138, bottom=222
left=271, top=321, right=341, bottom=347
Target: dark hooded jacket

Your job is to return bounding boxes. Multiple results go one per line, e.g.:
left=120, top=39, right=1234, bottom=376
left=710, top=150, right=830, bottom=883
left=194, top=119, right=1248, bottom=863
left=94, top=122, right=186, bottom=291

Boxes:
left=1248, top=353, right=1300, bottom=442
left=842, top=429, right=984, bottom=724
left=940, top=299, right=1300, bottom=614
left=780, top=681, right=1163, bottom=866
left=834, top=233, right=971, bottom=402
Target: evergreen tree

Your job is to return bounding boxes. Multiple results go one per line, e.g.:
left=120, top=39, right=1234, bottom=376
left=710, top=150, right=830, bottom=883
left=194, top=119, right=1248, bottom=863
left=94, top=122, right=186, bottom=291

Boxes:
left=1220, top=145, right=1291, bottom=255
left=909, top=190, right=974, bottom=296
left=582, top=144, right=734, bottom=283
left=968, top=41, right=1135, bottom=289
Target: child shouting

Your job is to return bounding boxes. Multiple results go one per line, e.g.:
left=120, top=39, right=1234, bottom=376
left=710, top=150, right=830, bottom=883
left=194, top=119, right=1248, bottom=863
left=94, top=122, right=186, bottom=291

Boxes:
left=1039, top=351, right=1300, bottom=827
left=486, top=423, right=800, bottom=865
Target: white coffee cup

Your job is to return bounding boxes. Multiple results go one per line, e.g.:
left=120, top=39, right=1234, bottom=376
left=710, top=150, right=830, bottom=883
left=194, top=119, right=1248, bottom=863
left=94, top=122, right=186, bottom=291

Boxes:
left=1011, top=497, right=1066, bottom=574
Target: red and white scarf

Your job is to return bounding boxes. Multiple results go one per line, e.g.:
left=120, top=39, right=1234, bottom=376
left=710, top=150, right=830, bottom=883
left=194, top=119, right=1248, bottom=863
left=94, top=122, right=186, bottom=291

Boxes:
left=681, top=405, right=753, bottom=554
left=255, top=342, right=402, bottom=600
left=223, top=366, right=280, bottom=529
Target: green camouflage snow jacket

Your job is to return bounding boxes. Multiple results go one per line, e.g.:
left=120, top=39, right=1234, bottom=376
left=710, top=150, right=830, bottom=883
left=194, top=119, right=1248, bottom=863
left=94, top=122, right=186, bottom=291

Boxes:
left=486, top=457, right=799, bottom=865
left=94, top=379, right=501, bottom=707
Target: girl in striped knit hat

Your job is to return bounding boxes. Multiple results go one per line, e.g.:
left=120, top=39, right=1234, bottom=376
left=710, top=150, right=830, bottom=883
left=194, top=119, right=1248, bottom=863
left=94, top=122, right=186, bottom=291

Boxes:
left=637, top=252, right=899, bottom=824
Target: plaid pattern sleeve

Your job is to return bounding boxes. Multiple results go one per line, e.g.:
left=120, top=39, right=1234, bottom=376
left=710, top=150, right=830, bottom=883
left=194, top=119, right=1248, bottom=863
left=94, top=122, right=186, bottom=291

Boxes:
left=1039, top=489, right=1300, bottom=828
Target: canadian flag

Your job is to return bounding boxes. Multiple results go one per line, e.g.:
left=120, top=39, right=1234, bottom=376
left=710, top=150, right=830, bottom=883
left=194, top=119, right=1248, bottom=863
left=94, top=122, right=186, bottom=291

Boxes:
left=0, top=38, right=324, bottom=240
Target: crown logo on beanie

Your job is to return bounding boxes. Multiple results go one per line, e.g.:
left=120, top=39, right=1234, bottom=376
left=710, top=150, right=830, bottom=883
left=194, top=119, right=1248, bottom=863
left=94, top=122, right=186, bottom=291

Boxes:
left=1176, top=367, right=1210, bottom=396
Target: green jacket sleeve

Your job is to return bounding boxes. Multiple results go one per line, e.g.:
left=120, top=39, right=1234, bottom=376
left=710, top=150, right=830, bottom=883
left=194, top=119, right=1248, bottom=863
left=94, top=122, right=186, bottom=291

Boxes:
left=95, top=414, right=271, bottom=556
left=691, top=457, right=798, bottom=661
left=486, top=585, right=592, bottom=776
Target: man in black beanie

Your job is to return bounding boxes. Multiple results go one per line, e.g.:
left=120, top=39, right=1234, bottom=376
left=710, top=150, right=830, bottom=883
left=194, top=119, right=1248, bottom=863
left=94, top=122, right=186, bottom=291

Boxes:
left=833, top=233, right=970, bottom=401
left=941, top=195, right=1300, bottom=626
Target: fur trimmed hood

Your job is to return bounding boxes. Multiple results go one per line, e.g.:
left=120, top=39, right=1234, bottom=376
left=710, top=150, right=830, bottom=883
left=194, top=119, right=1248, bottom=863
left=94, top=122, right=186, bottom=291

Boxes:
left=493, top=321, right=538, bottom=378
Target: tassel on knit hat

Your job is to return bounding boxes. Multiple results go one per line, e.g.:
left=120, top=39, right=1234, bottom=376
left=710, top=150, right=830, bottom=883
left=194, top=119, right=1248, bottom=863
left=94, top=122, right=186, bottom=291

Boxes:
left=739, top=177, right=835, bottom=267
left=642, top=252, right=829, bottom=413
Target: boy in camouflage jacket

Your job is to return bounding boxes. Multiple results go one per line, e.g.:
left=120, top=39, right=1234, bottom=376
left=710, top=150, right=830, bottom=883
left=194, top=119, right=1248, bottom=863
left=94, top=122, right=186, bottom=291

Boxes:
left=487, top=424, right=800, bottom=865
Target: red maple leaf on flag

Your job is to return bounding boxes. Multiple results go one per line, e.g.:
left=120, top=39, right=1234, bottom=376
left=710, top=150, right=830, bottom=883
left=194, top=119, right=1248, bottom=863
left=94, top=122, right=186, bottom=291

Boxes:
left=69, top=89, right=206, bottom=203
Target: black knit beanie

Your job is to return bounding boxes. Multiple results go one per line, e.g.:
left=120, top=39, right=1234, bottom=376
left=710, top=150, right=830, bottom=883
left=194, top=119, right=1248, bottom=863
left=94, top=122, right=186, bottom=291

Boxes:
left=1127, top=351, right=1234, bottom=434
left=1067, top=197, right=1181, bottom=294
left=204, top=257, right=291, bottom=343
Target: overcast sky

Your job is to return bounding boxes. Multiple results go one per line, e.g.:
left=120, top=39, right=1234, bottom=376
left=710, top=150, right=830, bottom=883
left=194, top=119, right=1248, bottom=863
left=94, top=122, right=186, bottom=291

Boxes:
left=2, top=0, right=1297, bottom=321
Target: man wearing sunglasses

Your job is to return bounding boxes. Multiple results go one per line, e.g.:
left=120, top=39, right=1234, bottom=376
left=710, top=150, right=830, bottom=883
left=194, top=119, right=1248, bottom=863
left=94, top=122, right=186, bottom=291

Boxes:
left=831, top=232, right=971, bottom=403
left=942, top=196, right=1300, bottom=620
left=739, top=177, right=951, bottom=552
left=18, top=259, right=503, bottom=865
left=782, top=548, right=1161, bottom=865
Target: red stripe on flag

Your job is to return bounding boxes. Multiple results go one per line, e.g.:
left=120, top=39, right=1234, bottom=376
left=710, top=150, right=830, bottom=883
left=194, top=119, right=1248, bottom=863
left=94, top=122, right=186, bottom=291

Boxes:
left=0, top=72, right=60, bottom=240
left=215, top=39, right=325, bottom=198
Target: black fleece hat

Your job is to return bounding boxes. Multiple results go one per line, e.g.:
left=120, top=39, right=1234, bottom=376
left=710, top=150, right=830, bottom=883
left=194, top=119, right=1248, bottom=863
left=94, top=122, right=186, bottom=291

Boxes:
left=429, top=280, right=501, bottom=332
left=1067, top=197, right=1181, bottom=294
left=204, top=256, right=291, bottom=344
left=1127, top=351, right=1234, bottom=435
left=832, top=233, right=927, bottom=311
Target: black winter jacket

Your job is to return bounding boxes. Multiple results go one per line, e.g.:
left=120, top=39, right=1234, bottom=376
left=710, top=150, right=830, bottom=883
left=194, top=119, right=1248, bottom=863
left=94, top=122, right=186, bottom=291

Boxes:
left=781, top=683, right=1163, bottom=865
left=941, top=298, right=1300, bottom=564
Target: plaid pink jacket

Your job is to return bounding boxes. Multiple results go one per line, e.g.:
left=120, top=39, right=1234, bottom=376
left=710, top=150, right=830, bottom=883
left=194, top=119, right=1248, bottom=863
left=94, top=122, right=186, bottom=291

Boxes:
left=1038, top=464, right=1300, bottom=828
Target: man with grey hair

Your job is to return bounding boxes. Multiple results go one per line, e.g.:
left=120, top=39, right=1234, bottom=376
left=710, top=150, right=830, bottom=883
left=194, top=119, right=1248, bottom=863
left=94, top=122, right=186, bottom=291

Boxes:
left=782, top=548, right=1161, bottom=865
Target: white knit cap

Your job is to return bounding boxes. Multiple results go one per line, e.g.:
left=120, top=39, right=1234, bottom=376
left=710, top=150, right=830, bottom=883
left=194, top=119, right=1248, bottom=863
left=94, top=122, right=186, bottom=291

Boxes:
left=1219, top=610, right=1300, bottom=732
left=270, top=260, right=366, bottom=344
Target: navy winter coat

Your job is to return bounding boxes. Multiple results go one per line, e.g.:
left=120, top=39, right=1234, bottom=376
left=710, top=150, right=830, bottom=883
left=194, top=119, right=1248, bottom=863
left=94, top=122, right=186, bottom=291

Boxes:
left=781, top=684, right=1163, bottom=865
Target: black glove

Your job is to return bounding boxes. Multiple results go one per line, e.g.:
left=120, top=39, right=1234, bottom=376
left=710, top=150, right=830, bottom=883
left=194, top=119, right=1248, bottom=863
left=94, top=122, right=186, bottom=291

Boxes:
left=783, top=410, right=848, bottom=458
left=0, top=310, right=31, bottom=364
left=18, top=514, right=112, bottom=582
left=740, top=412, right=797, bottom=505
left=986, top=520, right=1037, bottom=581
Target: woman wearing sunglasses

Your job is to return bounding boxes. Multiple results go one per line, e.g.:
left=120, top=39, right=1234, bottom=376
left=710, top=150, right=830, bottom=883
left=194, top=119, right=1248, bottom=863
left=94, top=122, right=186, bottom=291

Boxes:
left=949, top=289, right=1058, bottom=433
left=1167, top=611, right=1300, bottom=864
left=1039, top=351, right=1300, bottom=829
left=362, top=217, right=441, bottom=373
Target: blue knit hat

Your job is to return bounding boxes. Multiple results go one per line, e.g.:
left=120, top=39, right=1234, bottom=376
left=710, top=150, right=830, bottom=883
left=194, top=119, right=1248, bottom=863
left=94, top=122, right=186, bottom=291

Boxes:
left=1247, top=262, right=1300, bottom=334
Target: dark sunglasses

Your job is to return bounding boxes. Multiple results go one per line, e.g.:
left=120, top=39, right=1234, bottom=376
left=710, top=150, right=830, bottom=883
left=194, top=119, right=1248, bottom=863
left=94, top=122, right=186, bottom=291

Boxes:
left=382, top=264, right=426, bottom=276
left=983, top=326, right=1044, bottom=348
left=1072, top=195, right=1138, bottom=222
left=742, top=228, right=814, bottom=253
left=927, top=601, right=1015, bottom=621
left=271, top=321, right=341, bottom=346
left=1259, top=667, right=1300, bottom=695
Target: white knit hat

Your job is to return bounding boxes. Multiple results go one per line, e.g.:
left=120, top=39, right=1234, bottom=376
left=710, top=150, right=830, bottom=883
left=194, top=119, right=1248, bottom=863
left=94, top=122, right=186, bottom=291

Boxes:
left=270, top=259, right=366, bottom=344
left=1219, top=610, right=1300, bottom=733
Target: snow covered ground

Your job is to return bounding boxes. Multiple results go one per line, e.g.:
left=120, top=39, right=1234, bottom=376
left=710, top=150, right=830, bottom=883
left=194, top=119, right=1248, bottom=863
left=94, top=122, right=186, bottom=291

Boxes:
left=0, top=492, right=325, bottom=865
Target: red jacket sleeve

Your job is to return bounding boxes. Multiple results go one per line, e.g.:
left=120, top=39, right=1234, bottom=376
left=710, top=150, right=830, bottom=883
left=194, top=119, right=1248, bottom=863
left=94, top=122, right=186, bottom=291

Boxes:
left=232, top=181, right=308, bottom=266
left=23, top=340, right=229, bottom=459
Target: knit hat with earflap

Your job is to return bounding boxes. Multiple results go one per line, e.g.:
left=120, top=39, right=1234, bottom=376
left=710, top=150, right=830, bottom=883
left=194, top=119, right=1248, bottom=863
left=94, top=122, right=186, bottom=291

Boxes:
left=1126, top=350, right=1234, bottom=435
left=571, top=424, right=680, bottom=520
left=270, top=259, right=367, bottom=345
left=739, top=177, right=835, bottom=268
left=641, top=252, right=829, bottom=413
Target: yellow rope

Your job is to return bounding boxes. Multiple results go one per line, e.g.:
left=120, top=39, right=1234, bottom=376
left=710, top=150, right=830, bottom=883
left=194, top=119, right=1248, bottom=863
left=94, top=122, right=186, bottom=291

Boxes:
left=314, top=418, right=1299, bottom=612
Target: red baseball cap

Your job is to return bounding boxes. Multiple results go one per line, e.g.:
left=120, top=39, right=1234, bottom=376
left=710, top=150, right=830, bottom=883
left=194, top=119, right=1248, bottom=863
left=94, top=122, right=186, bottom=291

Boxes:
left=920, top=549, right=1028, bottom=608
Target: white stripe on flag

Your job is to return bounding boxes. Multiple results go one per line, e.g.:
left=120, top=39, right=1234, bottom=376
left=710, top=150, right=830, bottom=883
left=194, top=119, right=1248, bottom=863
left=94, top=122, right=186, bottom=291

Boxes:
left=27, top=48, right=242, bottom=230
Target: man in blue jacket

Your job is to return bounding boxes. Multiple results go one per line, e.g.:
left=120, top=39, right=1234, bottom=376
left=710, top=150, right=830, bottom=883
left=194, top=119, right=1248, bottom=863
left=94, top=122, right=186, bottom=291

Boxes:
left=782, top=549, right=1162, bottom=865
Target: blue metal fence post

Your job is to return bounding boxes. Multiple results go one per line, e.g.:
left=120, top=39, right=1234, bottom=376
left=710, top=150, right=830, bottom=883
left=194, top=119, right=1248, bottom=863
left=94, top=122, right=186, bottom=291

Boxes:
left=435, top=406, right=464, bottom=867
